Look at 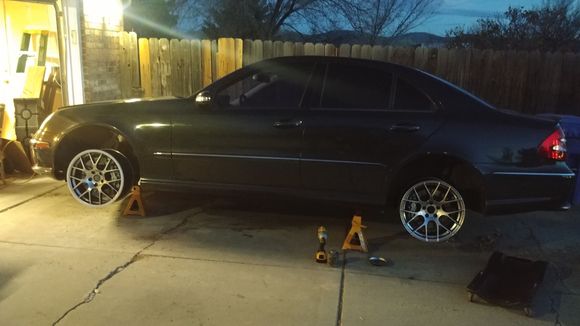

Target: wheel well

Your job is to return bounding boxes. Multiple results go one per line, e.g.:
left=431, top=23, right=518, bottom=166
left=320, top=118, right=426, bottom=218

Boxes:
left=53, top=125, right=139, bottom=181
left=387, top=154, right=486, bottom=212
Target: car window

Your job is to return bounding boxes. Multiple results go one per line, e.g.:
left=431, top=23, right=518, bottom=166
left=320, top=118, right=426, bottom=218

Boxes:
left=317, top=64, right=392, bottom=110
left=216, top=63, right=313, bottom=109
left=394, top=78, right=435, bottom=111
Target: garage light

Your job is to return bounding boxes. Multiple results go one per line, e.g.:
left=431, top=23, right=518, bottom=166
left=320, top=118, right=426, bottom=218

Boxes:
left=83, top=0, right=124, bottom=25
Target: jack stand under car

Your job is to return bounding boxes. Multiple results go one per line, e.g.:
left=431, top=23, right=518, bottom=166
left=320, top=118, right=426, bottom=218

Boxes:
left=467, top=251, right=548, bottom=317
left=123, top=186, right=146, bottom=217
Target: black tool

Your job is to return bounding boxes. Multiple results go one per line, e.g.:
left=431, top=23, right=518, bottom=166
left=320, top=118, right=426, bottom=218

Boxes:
left=316, top=226, right=328, bottom=263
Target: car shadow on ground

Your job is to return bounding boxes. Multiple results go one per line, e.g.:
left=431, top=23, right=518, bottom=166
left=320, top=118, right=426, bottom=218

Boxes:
left=113, top=191, right=579, bottom=321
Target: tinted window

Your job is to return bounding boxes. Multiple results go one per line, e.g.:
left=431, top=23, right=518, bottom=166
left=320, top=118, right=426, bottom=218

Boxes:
left=217, top=63, right=313, bottom=109
left=318, top=64, right=392, bottom=110
left=394, top=78, right=434, bottom=111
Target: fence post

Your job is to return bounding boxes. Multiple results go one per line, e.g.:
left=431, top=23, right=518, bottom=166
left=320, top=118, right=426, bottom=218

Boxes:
left=149, top=38, right=161, bottom=97
left=314, top=43, right=325, bottom=56
left=339, top=44, right=350, bottom=57
left=191, top=39, right=202, bottom=92
left=304, top=43, right=315, bottom=55
left=138, top=38, right=151, bottom=97
left=243, top=39, right=253, bottom=66
left=252, top=39, right=263, bottom=64
left=294, top=42, right=304, bottom=56
left=263, top=40, right=273, bottom=59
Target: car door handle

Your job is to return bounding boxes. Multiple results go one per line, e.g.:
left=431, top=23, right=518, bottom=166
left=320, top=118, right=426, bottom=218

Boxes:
left=273, top=119, right=303, bottom=129
left=389, top=124, right=421, bottom=132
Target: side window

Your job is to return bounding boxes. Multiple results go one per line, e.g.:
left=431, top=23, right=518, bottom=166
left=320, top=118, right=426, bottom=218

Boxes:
left=394, top=78, right=435, bottom=111
left=318, top=64, right=392, bottom=110
left=216, top=63, right=313, bottom=109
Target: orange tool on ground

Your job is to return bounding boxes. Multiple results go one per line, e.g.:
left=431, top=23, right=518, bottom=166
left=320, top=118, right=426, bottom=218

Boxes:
left=123, top=185, right=146, bottom=217
left=342, top=214, right=368, bottom=252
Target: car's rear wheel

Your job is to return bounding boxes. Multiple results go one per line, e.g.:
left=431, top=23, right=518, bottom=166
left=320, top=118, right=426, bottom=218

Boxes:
left=399, top=179, right=466, bottom=242
left=66, top=149, right=132, bottom=206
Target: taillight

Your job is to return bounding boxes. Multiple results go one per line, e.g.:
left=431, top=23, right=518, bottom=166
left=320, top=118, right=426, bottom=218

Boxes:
left=539, top=128, right=567, bottom=161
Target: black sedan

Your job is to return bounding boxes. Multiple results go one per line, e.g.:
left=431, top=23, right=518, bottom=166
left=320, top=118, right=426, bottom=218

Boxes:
left=31, top=56, right=574, bottom=242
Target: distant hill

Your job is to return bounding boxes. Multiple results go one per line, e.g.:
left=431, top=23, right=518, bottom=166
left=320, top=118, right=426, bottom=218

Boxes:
left=276, top=30, right=447, bottom=47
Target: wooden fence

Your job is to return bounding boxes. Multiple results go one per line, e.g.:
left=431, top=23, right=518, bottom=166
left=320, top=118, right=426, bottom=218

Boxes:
left=119, top=32, right=580, bottom=115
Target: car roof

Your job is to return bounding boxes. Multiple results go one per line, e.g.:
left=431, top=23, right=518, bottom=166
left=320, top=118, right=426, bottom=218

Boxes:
left=252, top=55, right=417, bottom=74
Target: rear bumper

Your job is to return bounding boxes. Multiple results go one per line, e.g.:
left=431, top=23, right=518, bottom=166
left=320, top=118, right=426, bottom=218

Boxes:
left=482, top=170, right=575, bottom=214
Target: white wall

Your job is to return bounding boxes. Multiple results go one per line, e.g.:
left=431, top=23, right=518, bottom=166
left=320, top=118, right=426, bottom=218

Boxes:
left=60, top=0, right=84, bottom=105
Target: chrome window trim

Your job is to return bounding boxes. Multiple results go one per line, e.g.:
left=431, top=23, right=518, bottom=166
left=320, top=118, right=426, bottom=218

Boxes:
left=492, top=172, right=575, bottom=177
left=158, top=152, right=385, bottom=167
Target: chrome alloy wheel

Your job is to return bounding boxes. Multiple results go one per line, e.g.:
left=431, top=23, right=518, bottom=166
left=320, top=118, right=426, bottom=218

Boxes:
left=66, top=149, right=125, bottom=206
left=399, top=180, right=466, bottom=242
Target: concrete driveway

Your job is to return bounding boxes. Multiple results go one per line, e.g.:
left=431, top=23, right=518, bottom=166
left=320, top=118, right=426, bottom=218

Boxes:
left=0, top=175, right=578, bottom=325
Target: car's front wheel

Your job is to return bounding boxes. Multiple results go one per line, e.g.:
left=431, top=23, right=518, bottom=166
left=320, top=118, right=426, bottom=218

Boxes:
left=66, top=149, right=132, bottom=206
left=399, top=179, right=466, bottom=242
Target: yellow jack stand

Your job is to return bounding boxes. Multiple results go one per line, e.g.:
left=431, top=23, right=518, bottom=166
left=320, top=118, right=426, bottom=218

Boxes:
left=123, top=186, right=146, bottom=217
left=342, top=215, right=368, bottom=252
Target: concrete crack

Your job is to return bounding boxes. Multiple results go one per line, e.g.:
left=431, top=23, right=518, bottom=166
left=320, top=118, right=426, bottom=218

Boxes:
left=0, top=185, right=64, bottom=215
left=550, top=297, right=562, bottom=326
left=526, top=225, right=545, bottom=254
left=525, top=225, right=578, bottom=296
left=52, top=207, right=207, bottom=325
left=335, top=251, right=347, bottom=326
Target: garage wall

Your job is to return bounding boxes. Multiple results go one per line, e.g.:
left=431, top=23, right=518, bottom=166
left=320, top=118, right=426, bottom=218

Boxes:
left=79, top=0, right=123, bottom=103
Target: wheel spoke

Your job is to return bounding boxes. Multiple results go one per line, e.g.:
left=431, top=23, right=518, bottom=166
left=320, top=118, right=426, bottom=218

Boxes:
left=103, top=158, right=111, bottom=171
left=406, top=213, right=422, bottom=225
left=441, top=214, right=459, bottom=225
left=423, top=183, right=431, bottom=197
left=73, top=182, right=84, bottom=190
left=442, top=187, right=451, bottom=202
left=437, top=220, right=452, bottom=233
left=413, top=187, right=422, bottom=201
left=103, top=182, right=120, bottom=192
left=412, top=221, right=427, bottom=233
left=432, top=182, right=440, bottom=198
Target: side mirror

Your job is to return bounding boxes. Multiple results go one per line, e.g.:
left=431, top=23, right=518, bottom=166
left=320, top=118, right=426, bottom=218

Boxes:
left=195, top=91, right=213, bottom=108
left=252, top=73, right=272, bottom=83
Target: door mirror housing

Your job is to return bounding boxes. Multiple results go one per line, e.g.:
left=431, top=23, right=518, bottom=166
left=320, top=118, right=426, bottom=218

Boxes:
left=252, top=73, right=273, bottom=83
left=195, top=91, right=213, bottom=108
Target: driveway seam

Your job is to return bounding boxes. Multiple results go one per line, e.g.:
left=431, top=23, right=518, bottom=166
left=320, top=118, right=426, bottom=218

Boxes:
left=0, top=185, right=64, bottom=214
left=335, top=251, right=347, bottom=326
left=138, top=252, right=342, bottom=273
left=51, top=206, right=207, bottom=325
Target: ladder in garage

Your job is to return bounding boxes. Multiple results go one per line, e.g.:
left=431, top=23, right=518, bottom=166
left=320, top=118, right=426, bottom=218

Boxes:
left=16, top=30, right=49, bottom=73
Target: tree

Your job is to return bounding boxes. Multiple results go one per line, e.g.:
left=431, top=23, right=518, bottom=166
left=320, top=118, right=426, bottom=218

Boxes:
left=446, top=0, right=580, bottom=52
left=202, top=0, right=269, bottom=39
left=328, top=0, right=442, bottom=45
left=124, top=0, right=179, bottom=38
left=172, top=0, right=321, bottom=39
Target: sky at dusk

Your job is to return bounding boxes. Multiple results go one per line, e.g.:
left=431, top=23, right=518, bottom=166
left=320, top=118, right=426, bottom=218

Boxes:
left=414, top=0, right=543, bottom=35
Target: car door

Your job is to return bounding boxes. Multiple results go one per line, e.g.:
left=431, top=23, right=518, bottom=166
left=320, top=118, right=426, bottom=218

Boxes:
left=171, top=62, right=314, bottom=188
left=300, top=62, right=445, bottom=203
